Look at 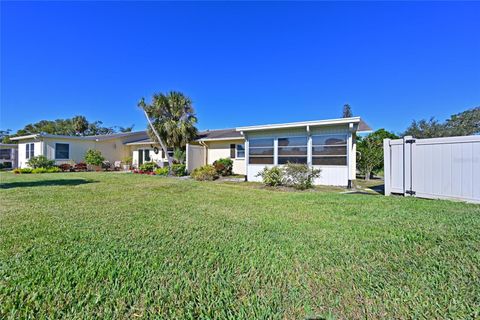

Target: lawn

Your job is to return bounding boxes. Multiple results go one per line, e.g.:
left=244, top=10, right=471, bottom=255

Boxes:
left=1, top=172, right=479, bottom=319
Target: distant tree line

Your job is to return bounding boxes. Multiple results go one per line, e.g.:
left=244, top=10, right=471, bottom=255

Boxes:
left=1, top=116, right=134, bottom=143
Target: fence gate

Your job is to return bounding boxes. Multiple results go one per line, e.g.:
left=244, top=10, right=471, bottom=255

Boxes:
left=384, top=135, right=480, bottom=203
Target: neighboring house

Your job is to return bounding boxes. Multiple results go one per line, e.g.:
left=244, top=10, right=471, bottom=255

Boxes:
left=0, top=144, right=18, bottom=169
left=10, top=116, right=371, bottom=186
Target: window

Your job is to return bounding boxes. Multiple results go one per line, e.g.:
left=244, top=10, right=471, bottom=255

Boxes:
left=230, top=144, right=236, bottom=158
left=144, top=149, right=151, bottom=162
left=55, top=143, right=70, bottom=159
left=25, top=143, right=34, bottom=159
left=312, top=134, right=347, bottom=166
left=278, top=137, right=307, bottom=164
left=0, top=149, right=11, bottom=160
left=249, top=138, right=274, bottom=164
left=236, top=144, right=245, bottom=158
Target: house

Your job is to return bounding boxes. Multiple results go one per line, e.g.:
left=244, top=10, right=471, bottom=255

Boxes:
left=10, top=116, right=371, bottom=186
left=0, top=144, right=18, bottom=169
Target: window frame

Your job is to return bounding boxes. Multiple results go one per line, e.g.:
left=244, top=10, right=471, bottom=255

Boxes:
left=236, top=144, right=245, bottom=159
left=311, top=133, right=348, bottom=166
left=54, top=143, right=70, bottom=160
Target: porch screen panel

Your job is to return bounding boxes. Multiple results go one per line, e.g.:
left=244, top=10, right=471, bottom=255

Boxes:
left=278, top=137, right=307, bottom=164
left=249, top=138, right=274, bottom=164
left=312, top=134, right=347, bottom=165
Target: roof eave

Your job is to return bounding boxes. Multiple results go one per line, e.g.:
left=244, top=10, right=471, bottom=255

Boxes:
left=235, top=117, right=362, bottom=132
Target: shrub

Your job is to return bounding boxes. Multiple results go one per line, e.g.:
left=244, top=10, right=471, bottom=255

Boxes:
left=282, top=163, right=321, bottom=190
left=154, top=167, right=169, bottom=176
left=139, top=162, right=158, bottom=172
left=191, top=165, right=218, bottom=181
left=213, top=158, right=233, bottom=176
left=74, top=162, right=87, bottom=172
left=101, top=161, right=111, bottom=171
left=173, top=148, right=186, bottom=164
left=256, top=166, right=283, bottom=187
left=31, top=167, right=61, bottom=174
left=58, top=163, right=72, bottom=172
left=171, top=164, right=187, bottom=176
left=27, top=155, right=55, bottom=169
left=13, top=168, right=33, bottom=174
left=84, top=149, right=105, bottom=166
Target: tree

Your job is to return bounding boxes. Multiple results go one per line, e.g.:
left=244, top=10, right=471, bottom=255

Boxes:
left=357, top=129, right=398, bottom=180
left=402, top=106, right=480, bottom=138
left=0, top=129, right=12, bottom=143
left=72, top=115, right=89, bottom=135
left=445, top=107, right=480, bottom=136
left=342, top=104, right=353, bottom=118
left=138, top=91, right=198, bottom=167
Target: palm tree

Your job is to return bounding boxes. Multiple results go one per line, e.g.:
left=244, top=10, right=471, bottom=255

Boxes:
left=138, top=91, right=198, bottom=167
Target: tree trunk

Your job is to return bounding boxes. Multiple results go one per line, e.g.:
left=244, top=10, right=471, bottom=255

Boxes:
left=142, top=109, right=173, bottom=169
left=364, top=170, right=371, bottom=180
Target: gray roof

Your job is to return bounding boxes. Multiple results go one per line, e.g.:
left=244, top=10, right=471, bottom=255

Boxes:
left=10, top=131, right=147, bottom=141
left=196, top=128, right=243, bottom=140
left=358, top=119, right=372, bottom=133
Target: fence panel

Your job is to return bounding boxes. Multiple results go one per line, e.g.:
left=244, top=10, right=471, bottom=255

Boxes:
left=384, top=135, right=480, bottom=203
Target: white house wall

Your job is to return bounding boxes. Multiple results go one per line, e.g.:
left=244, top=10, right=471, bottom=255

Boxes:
left=18, top=141, right=43, bottom=168
left=245, top=124, right=352, bottom=186
left=205, top=140, right=246, bottom=175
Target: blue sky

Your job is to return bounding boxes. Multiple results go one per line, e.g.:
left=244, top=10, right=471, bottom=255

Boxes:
left=1, top=1, right=479, bottom=134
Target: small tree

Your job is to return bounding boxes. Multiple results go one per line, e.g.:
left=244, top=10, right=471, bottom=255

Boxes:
left=357, top=129, right=398, bottom=180
left=342, top=104, right=353, bottom=118
left=84, top=149, right=105, bottom=167
left=173, top=148, right=186, bottom=164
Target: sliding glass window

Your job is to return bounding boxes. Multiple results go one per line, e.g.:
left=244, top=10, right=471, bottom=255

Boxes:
left=312, top=134, right=347, bottom=165
left=277, top=137, right=307, bottom=164
left=249, top=138, right=274, bottom=164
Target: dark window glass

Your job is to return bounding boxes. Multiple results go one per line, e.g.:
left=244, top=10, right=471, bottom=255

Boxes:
left=30, top=143, right=35, bottom=158
left=249, top=157, right=274, bottom=164
left=249, top=148, right=274, bottom=156
left=278, top=137, right=307, bottom=146
left=312, top=146, right=347, bottom=156
left=0, top=149, right=11, bottom=160
left=278, top=147, right=307, bottom=156
left=236, top=144, right=245, bottom=158
left=312, top=156, right=347, bottom=165
left=312, top=135, right=347, bottom=145
left=230, top=144, right=236, bottom=158
left=249, top=138, right=273, bottom=148
left=26, top=144, right=30, bottom=159
left=145, top=149, right=151, bottom=161
left=278, top=157, right=308, bottom=164
left=55, top=143, right=69, bottom=159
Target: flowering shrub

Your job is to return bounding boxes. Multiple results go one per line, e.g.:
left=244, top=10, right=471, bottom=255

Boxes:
left=213, top=158, right=233, bottom=176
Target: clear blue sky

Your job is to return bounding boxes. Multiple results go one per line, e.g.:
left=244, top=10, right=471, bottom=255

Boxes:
left=1, top=1, right=479, bottom=134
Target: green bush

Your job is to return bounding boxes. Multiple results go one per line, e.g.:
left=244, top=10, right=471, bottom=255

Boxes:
left=282, top=163, right=321, bottom=190
left=213, top=158, right=233, bottom=176
left=31, top=167, right=61, bottom=174
left=13, top=168, right=33, bottom=174
left=256, top=166, right=283, bottom=187
left=84, top=149, right=105, bottom=166
left=27, top=155, right=55, bottom=169
left=191, top=165, right=218, bottom=181
left=139, top=162, right=158, bottom=172
left=171, top=164, right=187, bottom=176
left=154, top=167, right=169, bottom=176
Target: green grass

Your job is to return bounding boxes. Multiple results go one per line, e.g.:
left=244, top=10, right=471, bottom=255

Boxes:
left=1, top=172, right=479, bottom=319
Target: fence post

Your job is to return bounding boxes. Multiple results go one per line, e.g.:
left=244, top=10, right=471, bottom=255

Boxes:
left=383, top=139, right=391, bottom=196
left=403, top=136, right=413, bottom=196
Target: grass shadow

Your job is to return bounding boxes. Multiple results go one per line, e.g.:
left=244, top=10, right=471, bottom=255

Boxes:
left=0, top=179, right=97, bottom=189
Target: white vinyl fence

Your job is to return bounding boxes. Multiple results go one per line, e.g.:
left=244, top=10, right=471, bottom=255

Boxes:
left=384, top=135, right=480, bottom=203
left=186, top=144, right=206, bottom=173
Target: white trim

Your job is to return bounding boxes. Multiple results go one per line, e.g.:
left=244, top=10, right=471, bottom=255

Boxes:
left=197, top=137, right=245, bottom=142
left=236, top=117, right=361, bottom=132
left=235, top=144, right=245, bottom=159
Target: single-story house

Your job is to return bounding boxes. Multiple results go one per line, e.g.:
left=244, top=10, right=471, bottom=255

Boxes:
left=0, top=144, right=18, bottom=169
left=11, top=116, right=371, bottom=186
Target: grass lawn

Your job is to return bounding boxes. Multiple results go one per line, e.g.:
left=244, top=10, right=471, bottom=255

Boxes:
left=1, top=172, right=479, bottom=319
